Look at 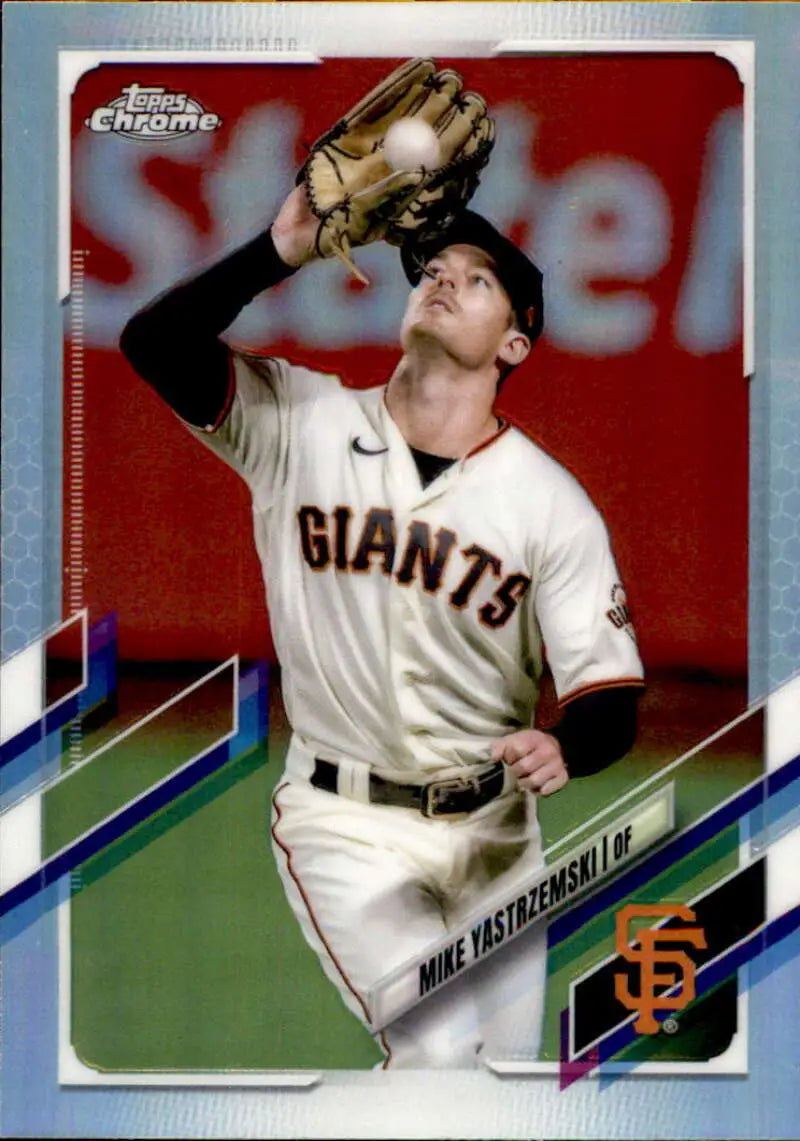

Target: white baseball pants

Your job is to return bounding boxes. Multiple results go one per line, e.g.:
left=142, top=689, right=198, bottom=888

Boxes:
left=271, top=770, right=548, bottom=1069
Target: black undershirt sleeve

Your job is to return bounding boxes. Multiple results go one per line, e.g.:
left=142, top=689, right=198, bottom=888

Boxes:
left=119, top=228, right=296, bottom=427
left=547, top=685, right=641, bottom=777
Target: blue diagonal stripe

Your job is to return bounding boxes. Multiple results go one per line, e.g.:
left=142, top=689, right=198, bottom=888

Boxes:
left=549, top=752, right=800, bottom=946
left=0, top=661, right=269, bottom=921
left=1, top=614, right=117, bottom=768
left=0, top=739, right=232, bottom=917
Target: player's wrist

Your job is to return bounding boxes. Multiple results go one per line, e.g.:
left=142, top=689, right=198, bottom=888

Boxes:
left=270, top=185, right=321, bottom=268
left=270, top=224, right=307, bottom=269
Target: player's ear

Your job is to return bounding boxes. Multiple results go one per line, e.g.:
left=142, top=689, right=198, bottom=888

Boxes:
left=497, top=329, right=530, bottom=369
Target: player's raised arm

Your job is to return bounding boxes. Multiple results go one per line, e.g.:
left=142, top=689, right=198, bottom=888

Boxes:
left=118, top=185, right=318, bottom=429
left=120, top=57, right=493, bottom=427
left=271, top=184, right=320, bottom=269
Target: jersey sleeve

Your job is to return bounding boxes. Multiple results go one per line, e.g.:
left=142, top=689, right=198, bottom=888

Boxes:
left=534, top=486, right=644, bottom=707
left=184, top=352, right=340, bottom=512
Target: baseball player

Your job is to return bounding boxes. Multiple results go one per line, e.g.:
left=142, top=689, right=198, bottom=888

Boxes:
left=120, top=61, right=644, bottom=1069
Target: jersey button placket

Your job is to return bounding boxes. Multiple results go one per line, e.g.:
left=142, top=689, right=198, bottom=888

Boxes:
left=394, top=500, right=447, bottom=767
left=389, top=507, right=415, bottom=751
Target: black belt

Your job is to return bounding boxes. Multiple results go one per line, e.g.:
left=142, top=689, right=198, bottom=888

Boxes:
left=310, top=757, right=506, bottom=817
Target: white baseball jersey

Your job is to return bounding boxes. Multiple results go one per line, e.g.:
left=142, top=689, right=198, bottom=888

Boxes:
left=191, top=351, right=644, bottom=780
left=188, top=350, right=643, bottom=1067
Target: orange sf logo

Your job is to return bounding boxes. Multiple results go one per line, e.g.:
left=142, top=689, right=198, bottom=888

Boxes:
left=614, top=903, right=707, bottom=1035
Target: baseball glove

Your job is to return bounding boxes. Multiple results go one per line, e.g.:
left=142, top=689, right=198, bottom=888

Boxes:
left=298, top=58, right=495, bottom=283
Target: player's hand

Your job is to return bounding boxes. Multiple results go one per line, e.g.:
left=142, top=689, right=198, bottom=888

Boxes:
left=491, top=729, right=569, bottom=797
left=272, top=185, right=320, bottom=269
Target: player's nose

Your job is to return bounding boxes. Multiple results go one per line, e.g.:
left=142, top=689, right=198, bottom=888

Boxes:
left=432, top=268, right=456, bottom=291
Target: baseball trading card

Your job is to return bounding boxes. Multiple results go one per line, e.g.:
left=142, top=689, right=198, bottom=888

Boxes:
left=2, top=3, right=799, bottom=1139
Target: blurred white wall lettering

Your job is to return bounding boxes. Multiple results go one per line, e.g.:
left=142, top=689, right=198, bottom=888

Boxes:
left=74, top=101, right=742, bottom=357
left=674, top=108, right=743, bottom=355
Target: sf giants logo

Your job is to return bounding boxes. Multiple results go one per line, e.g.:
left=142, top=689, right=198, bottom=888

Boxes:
left=614, top=904, right=707, bottom=1034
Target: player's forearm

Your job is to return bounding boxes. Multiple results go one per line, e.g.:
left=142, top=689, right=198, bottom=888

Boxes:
left=548, top=686, right=640, bottom=777
left=119, top=228, right=296, bottom=426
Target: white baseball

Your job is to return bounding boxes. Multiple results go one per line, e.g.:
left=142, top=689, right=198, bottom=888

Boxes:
left=383, top=118, right=441, bottom=171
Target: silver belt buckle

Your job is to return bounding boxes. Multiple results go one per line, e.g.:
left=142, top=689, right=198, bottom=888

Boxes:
left=421, top=774, right=481, bottom=818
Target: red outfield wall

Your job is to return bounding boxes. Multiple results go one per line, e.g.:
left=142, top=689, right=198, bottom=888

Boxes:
left=68, top=55, right=747, bottom=673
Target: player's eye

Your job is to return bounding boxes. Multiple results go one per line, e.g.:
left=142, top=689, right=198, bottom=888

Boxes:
left=471, top=272, right=491, bottom=288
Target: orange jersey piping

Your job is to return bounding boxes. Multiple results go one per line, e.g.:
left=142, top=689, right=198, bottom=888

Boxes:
left=558, top=677, right=645, bottom=709
left=465, top=420, right=512, bottom=460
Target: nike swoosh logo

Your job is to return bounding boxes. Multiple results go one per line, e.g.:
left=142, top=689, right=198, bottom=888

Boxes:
left=352, top=436, right=389, bottom=456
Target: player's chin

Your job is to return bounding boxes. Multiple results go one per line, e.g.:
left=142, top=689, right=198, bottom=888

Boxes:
left=402, top=320, right=452, bottom=357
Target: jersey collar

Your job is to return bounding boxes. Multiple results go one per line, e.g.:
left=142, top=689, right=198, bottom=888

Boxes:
left=378, top=389, right=513, bottom=509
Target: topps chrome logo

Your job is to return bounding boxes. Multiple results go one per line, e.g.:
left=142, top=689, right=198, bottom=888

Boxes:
left=85, top=83, right=222, bottom=141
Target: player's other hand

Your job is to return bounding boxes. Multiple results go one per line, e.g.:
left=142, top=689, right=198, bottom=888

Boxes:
left=491, top=729, right=569, bottom=797
left=272, top=185, right=320, bottom=269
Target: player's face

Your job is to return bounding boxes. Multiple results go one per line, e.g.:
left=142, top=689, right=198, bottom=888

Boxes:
left=400, top=244, right=530, bottom=373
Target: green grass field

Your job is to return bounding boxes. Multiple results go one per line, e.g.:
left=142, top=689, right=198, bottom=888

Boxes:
left=43, top=666, right=760, bottom=1072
